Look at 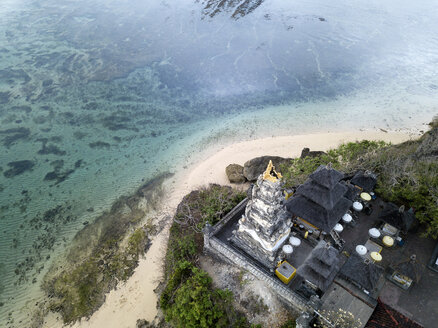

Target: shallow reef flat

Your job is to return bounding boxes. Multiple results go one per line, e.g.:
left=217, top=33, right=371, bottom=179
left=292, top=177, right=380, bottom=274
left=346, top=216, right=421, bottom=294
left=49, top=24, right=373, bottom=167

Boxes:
left=0, top=0, right=437, bottom=326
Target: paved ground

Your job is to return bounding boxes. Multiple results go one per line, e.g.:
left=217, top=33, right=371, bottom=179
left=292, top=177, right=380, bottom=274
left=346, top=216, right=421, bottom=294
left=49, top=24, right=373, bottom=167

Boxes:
left=378, top=229, right=438, bottom=328
left=214, top=195, right=438, bottom=327
left=341, top=198, right=438, bottom=328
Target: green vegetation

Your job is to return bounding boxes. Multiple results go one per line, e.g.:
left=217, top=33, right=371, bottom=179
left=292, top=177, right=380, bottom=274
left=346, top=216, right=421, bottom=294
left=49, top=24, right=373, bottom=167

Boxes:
left=279, top=319, right=296, bottom=328
left=280, top=140, right=388, bottom=188
left=281, top=119, right=438, bottom=238
left=161, top=184, right=256, bottom=327
left=41, top=175, right=168, bottom=324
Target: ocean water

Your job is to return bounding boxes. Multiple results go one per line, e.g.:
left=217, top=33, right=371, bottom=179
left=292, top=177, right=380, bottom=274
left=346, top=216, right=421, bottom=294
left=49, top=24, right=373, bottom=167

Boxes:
left=0, top=0, right=437, bottom=325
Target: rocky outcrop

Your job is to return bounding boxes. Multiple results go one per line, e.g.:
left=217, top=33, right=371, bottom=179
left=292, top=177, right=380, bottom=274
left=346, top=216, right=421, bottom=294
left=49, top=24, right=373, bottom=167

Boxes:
left=416, top=125, right=438, bottom=158
left=300, top=148, right=326, bottom=159
left=243, top=156, right=291, bottom=181
left=226, top=164, right=246, bottom=183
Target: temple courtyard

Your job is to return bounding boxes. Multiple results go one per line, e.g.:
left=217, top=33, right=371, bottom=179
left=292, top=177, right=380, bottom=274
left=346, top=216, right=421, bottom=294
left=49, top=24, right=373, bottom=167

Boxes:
left=205, top=162, right=438, bottom=327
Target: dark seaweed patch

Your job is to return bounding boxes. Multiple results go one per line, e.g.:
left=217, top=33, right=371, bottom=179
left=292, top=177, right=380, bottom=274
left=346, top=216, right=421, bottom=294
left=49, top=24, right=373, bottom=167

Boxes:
left=0, top=68, right=31, bottom=83
left=44, top=169, right=74, bottom=184
left=37, top=139, right=66, bottom=156
left=44, top=171, right=58, bottom=181
left=38, top=144, right=66, bottom=156
left=0, top=127, right=31, bottom=147
left=89, top=141, right=110, bottom=149
left=3, top=160, right=35, bottom=178
left=0, top=91, right=11, bottom=104
left=1, top=114, right=17, bottom=124
left=83, top=102, right=99, bottom=110
left=50, top=160, right=64, bottom=170
left=33, top=115, right=49, bottom=124
left=50, top=136, right=63, bottom=143
left=42, top=79, right=53, bottom=87
left=73, top=131, right=87, bottom=140
left=102, top=113, right=138, bottom=132
left=12, top=105, right=32, bottom=113
left=44, top=160, right=82, bottom=185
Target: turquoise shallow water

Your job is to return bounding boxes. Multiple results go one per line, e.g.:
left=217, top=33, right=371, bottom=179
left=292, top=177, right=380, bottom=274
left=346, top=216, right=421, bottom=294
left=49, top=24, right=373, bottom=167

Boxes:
left=0, top=0, right=437, bottom=325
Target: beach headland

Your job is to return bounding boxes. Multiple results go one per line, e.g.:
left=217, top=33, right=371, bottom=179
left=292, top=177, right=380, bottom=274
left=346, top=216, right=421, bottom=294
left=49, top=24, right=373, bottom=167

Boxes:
left=41, top=129, right=415, bottom=328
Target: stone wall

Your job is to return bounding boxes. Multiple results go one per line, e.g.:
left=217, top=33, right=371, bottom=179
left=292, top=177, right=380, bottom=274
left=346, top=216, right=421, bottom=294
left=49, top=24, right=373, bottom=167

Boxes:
left=204, top=202, right=310, bottom=313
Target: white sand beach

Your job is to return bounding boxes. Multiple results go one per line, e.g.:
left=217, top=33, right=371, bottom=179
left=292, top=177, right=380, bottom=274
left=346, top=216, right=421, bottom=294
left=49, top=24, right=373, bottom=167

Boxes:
left=44, top=130, right=414, bottom=328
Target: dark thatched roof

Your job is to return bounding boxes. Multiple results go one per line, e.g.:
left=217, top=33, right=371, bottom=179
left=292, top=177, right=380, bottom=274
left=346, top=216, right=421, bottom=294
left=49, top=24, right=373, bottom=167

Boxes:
left=351, top=170, right=377, bottom=192
left=286, top=194, right=352, bottom=232
left=297, top=241, right=341, bottom=291
left=339, top=254, right=384, bottom=293
left=395, top=256, right=421, bottom=283
left=309, top=165, right=344, bottom=189
left=296, top=179, right=347, bottom=210
left=378, top=203, right=416, bottom=232
left=342, top=181, right=360, bottom=201
left=286, top=165, right=352, bottom=232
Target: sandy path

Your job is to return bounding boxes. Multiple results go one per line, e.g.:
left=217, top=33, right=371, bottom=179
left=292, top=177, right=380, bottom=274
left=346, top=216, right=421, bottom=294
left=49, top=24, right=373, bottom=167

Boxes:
left=44, top=130, right=413, bottom=328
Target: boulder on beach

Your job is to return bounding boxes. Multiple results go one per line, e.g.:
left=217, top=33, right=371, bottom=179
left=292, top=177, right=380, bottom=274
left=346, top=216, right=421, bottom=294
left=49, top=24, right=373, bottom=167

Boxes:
left=243, top=156, right=291, bottom=181
left=226, top=164, right=246, bottom=183
left=300, top=147, right=326, bottom=159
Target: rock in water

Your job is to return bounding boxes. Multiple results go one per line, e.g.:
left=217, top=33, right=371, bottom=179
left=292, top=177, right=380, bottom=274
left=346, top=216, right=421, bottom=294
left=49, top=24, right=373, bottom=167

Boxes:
left=226, top=164, right=246, bottom=183
left=243, top=156, right=291, bottom=181
left=300, top=147, right=326, bottom=159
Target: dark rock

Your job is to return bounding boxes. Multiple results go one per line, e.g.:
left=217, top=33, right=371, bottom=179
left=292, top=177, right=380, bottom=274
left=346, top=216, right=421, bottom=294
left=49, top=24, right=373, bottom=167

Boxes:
left=243, top=156, right=291, bottom=181
left=136, top=319, right=153, bottom=328
left=300, top=147, right=326, bottom=159
left=226, top=164, right=246, bottom=183
left=3, top=160, right=35, bottom=178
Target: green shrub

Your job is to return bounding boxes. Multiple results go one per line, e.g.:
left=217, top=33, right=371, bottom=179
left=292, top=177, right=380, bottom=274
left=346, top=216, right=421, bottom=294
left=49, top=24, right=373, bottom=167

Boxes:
left=161, top=261, right=244, bottom=328
left=161, top=185, right=251, bottom=327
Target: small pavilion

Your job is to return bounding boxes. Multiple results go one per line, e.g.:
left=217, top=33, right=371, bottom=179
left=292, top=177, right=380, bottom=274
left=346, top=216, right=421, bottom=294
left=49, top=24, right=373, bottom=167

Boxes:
left=285, top=164, right=352, bottom=234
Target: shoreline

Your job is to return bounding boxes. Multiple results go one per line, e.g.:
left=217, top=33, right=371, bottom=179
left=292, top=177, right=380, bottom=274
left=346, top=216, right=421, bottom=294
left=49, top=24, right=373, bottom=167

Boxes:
left=43, top=129, right=415, bottom=327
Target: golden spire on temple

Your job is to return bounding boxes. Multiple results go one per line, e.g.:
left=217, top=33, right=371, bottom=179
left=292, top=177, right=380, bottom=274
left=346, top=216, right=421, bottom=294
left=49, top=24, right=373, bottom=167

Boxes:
left=262, top=160, right=282, bottom=183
